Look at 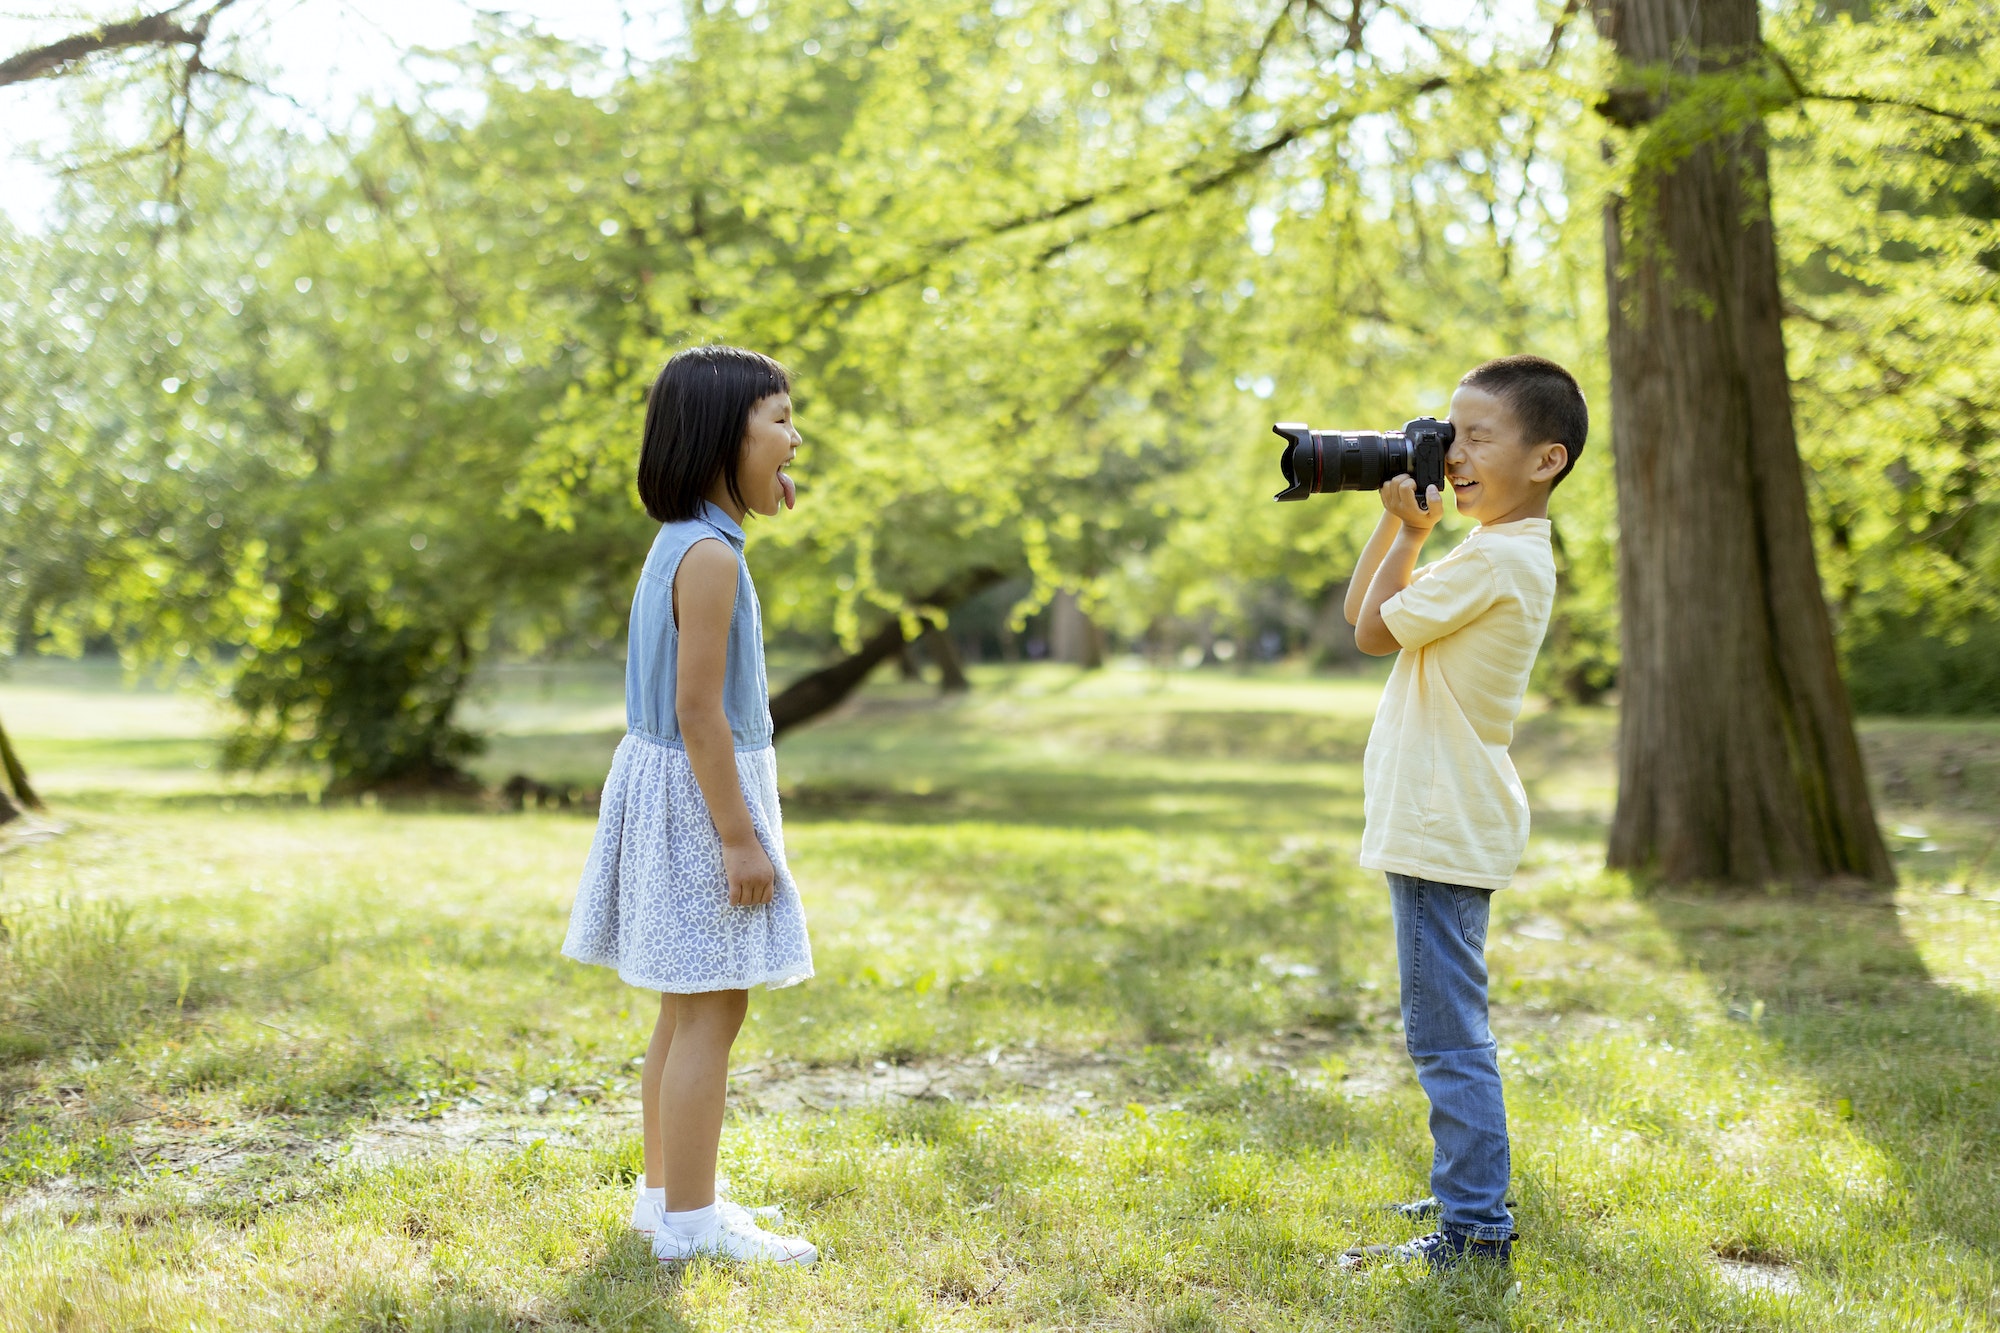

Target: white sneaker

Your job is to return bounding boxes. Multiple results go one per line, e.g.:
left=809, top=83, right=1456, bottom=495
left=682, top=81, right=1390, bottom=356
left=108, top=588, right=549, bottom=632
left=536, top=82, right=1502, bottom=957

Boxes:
left=651, top=1213, right=817, bottom=1266
left=629, top=1181, right=783, bottom=1234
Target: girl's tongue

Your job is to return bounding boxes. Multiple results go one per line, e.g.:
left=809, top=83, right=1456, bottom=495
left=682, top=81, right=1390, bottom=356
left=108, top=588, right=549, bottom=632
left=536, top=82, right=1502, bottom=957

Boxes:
left=778, top=470, right=796, bottom=510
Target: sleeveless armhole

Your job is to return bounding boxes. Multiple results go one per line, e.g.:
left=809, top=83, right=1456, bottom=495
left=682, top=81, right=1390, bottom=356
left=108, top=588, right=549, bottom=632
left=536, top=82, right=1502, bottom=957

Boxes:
left=663, top=534, right=737, bottom=632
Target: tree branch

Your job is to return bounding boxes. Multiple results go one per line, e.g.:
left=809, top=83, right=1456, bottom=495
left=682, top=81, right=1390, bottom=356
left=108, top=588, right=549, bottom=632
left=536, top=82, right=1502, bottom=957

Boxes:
left=1801, top=88, right=2000, bottom=135
left=770, top=567, right=1007, bottom=737
left=1541, top=0, right=1583, bottom=67
left=0, top=2, right=234, bottom=89
left=814, top=100, right=1379, bottom=317
left=1769, top=50, right=1999, bottom=133
left=1233, top=1, right=1300, bottom=110
left=1034, top=114, right=1348, bottom=264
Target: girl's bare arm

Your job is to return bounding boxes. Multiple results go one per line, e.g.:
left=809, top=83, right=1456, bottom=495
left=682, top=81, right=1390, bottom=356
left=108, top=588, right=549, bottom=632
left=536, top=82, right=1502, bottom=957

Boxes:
left=674, top=539, right=775, bottom=906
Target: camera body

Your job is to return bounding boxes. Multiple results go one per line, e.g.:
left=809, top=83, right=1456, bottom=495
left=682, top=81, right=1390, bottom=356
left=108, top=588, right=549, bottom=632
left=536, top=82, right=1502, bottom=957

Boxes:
left=1272, top=418, right=1454, bottom=509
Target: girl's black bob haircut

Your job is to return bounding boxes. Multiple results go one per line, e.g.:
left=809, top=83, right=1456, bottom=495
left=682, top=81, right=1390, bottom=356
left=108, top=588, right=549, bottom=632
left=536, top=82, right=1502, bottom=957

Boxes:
left=636, top=345, right=790, bottom=523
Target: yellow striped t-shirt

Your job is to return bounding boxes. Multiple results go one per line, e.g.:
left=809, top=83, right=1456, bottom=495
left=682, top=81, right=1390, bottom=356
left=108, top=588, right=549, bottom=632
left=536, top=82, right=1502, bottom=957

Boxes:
left=1359, top=518, right=1556, bottom=891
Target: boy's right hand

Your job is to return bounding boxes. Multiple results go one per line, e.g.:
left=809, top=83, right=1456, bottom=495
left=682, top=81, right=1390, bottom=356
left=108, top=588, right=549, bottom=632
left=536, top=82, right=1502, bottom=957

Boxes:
left=1381, top=475, right=1444, bottom=530
left=723, top=837, right=776, bottom=907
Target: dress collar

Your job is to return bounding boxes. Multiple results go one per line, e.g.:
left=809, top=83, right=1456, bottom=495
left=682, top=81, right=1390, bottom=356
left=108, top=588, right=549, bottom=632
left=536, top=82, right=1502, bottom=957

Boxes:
left=699, top=500, right=748, bottom=550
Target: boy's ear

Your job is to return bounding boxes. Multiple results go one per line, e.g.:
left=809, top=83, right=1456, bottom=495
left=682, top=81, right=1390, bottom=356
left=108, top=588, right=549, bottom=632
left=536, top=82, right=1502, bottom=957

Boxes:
left=1531, top=442, right=1568, bottom=484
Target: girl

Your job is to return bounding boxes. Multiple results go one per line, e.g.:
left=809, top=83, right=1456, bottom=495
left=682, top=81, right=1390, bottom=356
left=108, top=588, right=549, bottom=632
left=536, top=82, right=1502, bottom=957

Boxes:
left=562, top=345, right=817, bottom=1266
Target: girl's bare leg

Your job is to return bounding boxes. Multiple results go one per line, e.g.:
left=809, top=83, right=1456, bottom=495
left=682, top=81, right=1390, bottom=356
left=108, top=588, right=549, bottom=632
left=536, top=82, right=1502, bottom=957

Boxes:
left=654, top=988, right=748, bottom=1211
left=639, top=993, right=679, bottom=1189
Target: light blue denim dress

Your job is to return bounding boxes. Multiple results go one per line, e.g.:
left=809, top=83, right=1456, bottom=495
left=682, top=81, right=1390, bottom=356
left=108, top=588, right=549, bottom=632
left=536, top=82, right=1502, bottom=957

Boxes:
left=561, top=503, right=813, bottom=992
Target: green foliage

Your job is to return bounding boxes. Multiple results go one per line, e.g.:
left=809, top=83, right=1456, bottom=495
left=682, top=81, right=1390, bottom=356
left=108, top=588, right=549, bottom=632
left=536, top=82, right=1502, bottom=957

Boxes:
left=4, top=0, right=1634, bottom=765
left=221, top=602, right=484, bottom=793
left=1845, top=612, right=2000, bottom=715
left=5, top=0, right=1993, bottom=795
left=1766, top=0, right=2000, bottom=658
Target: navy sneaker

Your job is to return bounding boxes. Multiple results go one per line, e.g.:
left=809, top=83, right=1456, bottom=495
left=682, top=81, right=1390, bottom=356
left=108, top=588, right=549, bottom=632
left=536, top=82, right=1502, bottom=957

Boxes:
left=1339, top=1227, right=1515, bottom=1272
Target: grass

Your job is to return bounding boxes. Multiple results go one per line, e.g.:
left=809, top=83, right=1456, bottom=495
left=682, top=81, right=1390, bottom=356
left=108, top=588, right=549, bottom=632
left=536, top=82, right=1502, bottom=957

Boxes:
left=1, top=656, right=1998, bottom=1330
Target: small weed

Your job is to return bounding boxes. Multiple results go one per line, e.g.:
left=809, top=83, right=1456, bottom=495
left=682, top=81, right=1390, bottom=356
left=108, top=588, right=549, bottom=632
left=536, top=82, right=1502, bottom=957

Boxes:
left=0, top=1121, right=128, bottom=1187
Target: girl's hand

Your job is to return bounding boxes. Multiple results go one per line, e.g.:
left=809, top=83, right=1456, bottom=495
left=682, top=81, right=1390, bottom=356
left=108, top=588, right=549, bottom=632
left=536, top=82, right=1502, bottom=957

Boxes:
left=723, top=837, right=776, bottom=907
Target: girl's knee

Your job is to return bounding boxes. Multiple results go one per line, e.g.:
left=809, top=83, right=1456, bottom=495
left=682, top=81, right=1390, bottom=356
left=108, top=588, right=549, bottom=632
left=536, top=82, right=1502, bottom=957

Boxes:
left=678, top=988, right=749, bottom=1027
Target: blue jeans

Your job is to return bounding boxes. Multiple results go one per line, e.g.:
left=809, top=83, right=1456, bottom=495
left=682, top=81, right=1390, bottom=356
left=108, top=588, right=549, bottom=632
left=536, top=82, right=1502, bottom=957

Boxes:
left=1388, top=873, right=1513, bottom=1240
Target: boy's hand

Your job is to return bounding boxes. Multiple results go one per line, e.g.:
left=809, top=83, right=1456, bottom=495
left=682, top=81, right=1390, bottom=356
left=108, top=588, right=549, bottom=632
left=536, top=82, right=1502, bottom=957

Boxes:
left=723, top=837, right=776, bottom=907
left=1381, top=476, right=1444, bottom=530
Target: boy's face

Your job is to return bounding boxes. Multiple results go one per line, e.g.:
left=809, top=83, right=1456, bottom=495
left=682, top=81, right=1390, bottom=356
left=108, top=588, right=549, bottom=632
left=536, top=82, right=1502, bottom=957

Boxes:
left=1444, top=385, right=1568, bottom=524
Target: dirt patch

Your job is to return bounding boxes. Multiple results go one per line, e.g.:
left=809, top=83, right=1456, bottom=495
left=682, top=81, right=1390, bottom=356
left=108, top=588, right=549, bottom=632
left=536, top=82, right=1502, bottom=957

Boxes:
left=7, top=1017, right=1649, bottom=1224
left=1713, top=1256, right=1802, bottom=1297
left=3, top=1035, right=1423, bottom=1221
left=0, top=817, right=66, bottom=858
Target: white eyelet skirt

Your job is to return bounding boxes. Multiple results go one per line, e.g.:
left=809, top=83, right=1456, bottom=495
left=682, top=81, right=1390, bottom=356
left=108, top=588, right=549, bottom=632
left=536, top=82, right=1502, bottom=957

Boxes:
left=561, top=733, right=814, bottom=993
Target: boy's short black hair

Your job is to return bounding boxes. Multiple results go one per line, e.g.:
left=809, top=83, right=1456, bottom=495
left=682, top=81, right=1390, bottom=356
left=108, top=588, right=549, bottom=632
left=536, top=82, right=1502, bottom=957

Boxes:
left=636, top=345, right=790, bottom=523
left=1458, top=355, right=1588, bottom=488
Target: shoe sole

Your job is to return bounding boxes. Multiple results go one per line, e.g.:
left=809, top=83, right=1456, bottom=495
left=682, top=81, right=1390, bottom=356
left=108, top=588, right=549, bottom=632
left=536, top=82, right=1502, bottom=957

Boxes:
left=654, top=1248, right=817, bottom=1267
left=633, top=1215, right=784, bottom=1236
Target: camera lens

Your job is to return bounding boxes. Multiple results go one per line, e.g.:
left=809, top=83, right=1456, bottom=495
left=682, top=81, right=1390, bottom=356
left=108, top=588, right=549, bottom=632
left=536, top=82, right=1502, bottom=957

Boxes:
left=1273, top=420, right=1445, bottom=501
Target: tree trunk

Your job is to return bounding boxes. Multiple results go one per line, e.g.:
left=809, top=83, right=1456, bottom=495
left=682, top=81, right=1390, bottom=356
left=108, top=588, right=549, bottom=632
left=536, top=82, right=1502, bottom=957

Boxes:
left=0, top=712, right=41, bottom=816
left=1308, top=582, right=1363, bottom=668
left=924, top=624, right=971, bottom=693
left=770, top=617, right=911, bottom=738
left=1596, top=0, right=1892, bottom=886
left=769, top=569, right=1005, bottom=738
left=1050, top=590, right=1105, bottom=668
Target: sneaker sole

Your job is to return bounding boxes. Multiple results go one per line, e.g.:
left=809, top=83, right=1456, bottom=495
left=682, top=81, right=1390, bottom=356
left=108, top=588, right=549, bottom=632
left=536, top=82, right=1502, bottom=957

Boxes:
left=654, top=1247, right=817, bottom=1267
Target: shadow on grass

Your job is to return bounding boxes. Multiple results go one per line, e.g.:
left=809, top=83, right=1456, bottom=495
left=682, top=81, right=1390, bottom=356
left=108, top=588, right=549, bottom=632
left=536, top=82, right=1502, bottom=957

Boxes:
left=311, top=1229, right=701, bottom=1333
left=782, top=767, right=1369, bottom=838
left=1649, top=888, right=2000, bottom=1257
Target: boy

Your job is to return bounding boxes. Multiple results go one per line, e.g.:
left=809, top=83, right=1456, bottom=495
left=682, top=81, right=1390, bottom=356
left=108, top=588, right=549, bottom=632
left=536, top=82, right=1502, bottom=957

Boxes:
left=1337, top=355, right=1587, bottom=1272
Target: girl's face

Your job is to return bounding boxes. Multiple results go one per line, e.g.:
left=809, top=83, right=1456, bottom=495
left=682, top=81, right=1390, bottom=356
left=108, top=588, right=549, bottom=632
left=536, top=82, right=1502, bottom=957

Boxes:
left=737, top=392, right=801, bottom=518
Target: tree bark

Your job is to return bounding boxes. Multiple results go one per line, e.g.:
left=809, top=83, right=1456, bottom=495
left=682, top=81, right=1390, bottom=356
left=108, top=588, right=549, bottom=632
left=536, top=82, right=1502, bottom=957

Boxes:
left=924, top=623, right=971, bottom=693
left=1596, top=0, right=1892, bottom=886
left=769, top=568, right=1004, bottom=738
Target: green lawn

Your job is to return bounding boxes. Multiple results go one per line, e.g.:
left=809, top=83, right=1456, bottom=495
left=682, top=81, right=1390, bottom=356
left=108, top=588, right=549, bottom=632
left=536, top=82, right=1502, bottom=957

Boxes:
left=2, top=658, right=1997, bottom=1331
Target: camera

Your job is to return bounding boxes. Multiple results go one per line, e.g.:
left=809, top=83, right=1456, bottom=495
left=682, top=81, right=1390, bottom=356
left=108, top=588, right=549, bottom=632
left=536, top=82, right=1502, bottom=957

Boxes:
left=1272, top=417, right=1454, bottom=510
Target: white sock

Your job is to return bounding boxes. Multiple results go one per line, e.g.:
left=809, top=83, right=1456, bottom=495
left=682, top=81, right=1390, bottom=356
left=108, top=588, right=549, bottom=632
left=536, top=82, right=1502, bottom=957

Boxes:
left=663, top=1203, right=717, bottom=1241
left=640, top=1184, right=665, bottom=1207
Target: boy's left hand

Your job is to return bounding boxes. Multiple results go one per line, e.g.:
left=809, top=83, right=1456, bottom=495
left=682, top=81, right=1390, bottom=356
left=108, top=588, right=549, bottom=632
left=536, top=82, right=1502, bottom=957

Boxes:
left=1381, top=476, right=1444, bottom=530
